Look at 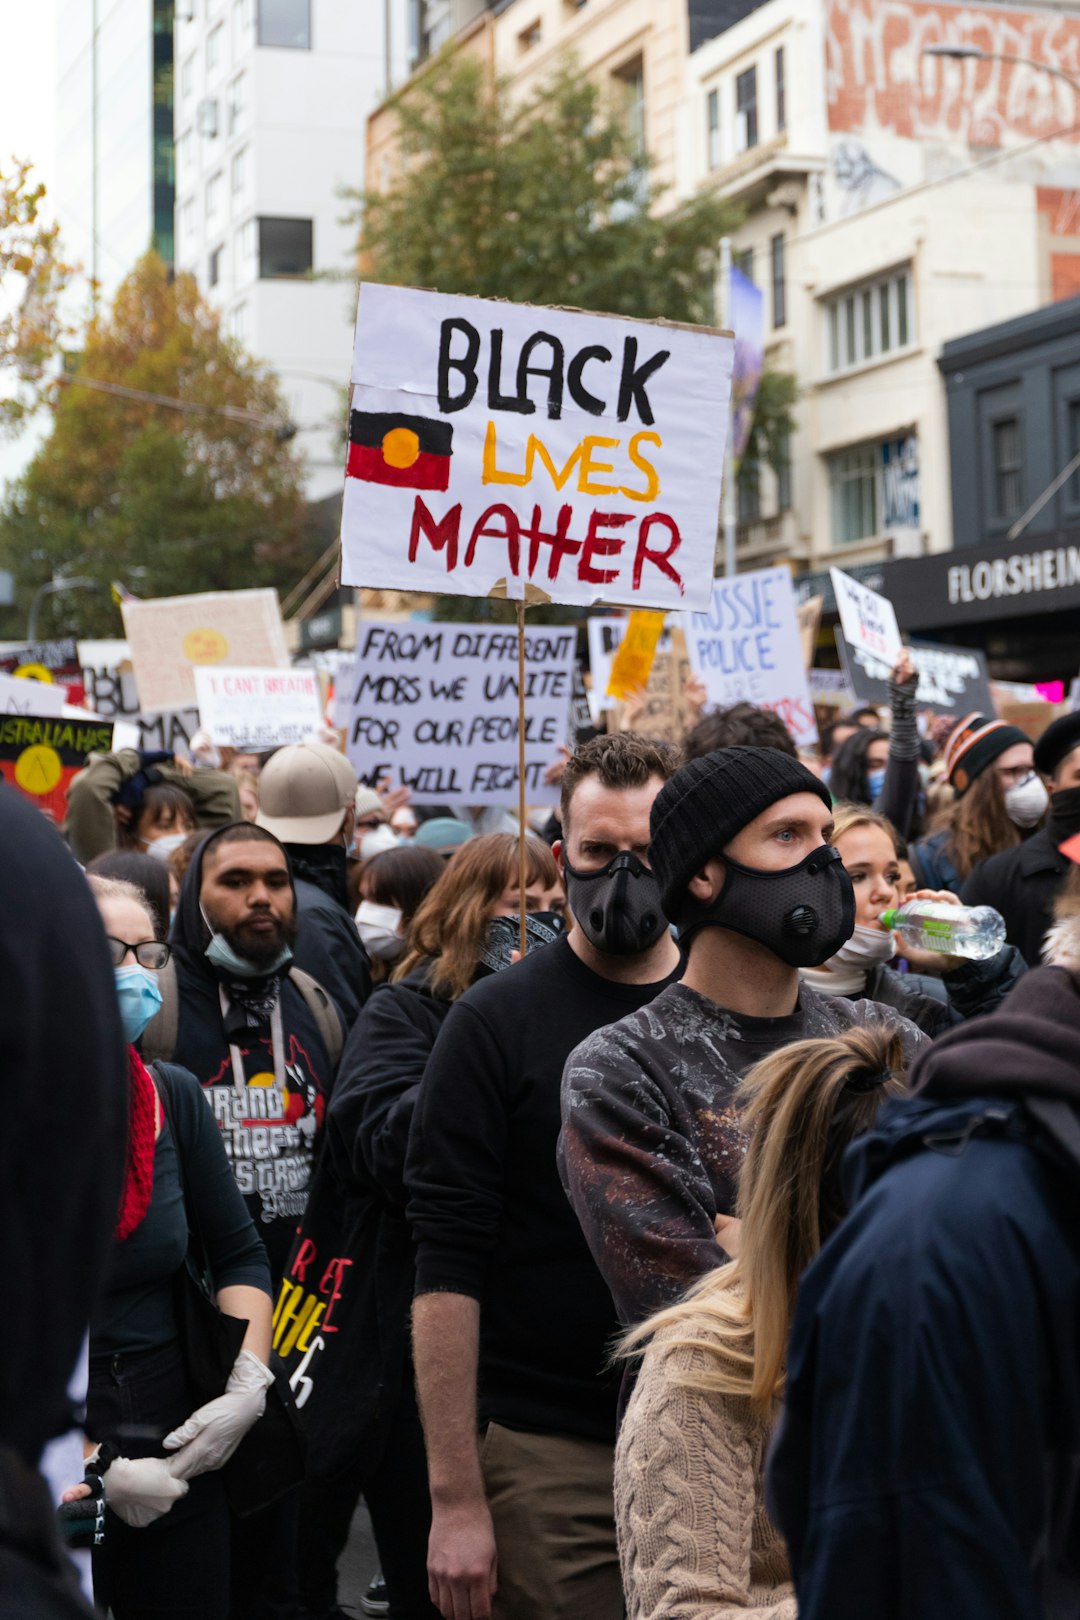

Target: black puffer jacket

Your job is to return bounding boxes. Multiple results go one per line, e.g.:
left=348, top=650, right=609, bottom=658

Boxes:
left=859, top=945, right=1026, bottom=1035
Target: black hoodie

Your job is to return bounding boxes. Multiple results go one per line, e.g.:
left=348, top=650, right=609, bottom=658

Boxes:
left=168, top=827, right=337, bottom=1278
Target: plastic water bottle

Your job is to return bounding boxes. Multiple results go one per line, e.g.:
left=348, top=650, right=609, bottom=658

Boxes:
left=880, top=900, right=1006, bottom=961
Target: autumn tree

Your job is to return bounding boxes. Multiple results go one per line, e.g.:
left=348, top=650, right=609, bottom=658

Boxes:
left=0, top=157, right=73, bottom=434
left=0, top=252, right=312, bottom=636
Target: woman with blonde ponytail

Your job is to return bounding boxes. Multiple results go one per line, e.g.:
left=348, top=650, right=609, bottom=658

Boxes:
left=615, top=1025, right=908, bottom=1619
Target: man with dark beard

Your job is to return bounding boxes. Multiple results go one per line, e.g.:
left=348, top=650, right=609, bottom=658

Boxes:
left=143, top=821, right=343, bottom=1279
left=141, top=823, right=343, bottom=1620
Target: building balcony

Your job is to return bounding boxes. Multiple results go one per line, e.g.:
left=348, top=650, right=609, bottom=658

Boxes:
left=706, top=133, right=825, bottom=210
left=734, top=509, right=810, bottom=566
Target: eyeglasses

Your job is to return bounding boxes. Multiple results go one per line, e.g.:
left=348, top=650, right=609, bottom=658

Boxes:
left=106, top=937, right=172, bottom=970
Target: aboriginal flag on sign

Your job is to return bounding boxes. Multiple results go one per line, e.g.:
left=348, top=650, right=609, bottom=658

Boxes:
left=347, top=410, right=454, bottom=492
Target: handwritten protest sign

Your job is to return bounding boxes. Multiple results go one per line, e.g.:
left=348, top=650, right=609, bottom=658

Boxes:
left=0, top=638, right=80, bottom=683
left=681, top=566, right=818, bottom=748
left=836, top=634, right=995, bottom=718
left=194, top=667, right=323, bottom=750
left=341, top=284, right=733, bottom=611
left=342, top=619, right=574, bottom=804
left=808, top=668, right=856, bottom=715
left=122, top=589, right=289, bottom=713
left=0, top=671, right=66, bottom=717
left=80, top=659, right=198, bottom=755
left=830, top=567, right=903, bottom=668
left=0, top=713, right=113, bottom=823
left=797, top=596, right=823, bottom=669
left=607, top=610, right=665, bottom=699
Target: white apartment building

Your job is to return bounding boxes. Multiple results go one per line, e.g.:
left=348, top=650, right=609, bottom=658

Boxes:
left=173, top=0, right=411, bottom=498
left=682, top=0, right=1080, bottom=571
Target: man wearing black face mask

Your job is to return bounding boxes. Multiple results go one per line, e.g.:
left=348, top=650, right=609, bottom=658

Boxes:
left=560, top=746, right=928, bottom=1328
left=405, top=735, right=681, bottom=1620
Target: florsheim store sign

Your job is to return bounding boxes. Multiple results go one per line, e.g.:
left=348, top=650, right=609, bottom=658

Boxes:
left=798, top=532, right=1080, bottom=631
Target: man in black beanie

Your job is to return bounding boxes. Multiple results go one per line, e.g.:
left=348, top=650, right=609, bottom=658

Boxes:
left=559, top=745, right=928, bottom=1325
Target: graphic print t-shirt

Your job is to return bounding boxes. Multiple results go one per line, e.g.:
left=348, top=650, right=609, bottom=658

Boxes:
left=172, top=959, right=333, bottom=1279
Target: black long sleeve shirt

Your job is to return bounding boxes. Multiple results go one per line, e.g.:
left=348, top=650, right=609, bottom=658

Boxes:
left=405, top=935, right=680, bottom=1443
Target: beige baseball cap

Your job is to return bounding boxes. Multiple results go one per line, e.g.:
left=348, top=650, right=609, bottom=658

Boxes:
left=256, top=743, right=359, bottom=845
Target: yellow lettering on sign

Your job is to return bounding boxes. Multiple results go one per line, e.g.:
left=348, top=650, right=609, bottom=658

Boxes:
left=607, top=610, right=666, bottom=701
left=481, top=422, right=662, bottom=502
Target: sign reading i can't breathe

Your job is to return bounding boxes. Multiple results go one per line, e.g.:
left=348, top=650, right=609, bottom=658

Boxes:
left=340, top=285, right=734, bottom=611
left=194, top=667, right=324, bottom=749
left=343, top=619, right=575, bottom=804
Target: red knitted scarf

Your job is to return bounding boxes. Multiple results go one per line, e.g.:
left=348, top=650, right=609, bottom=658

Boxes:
left=115, top=1049, right=158, bottom=1242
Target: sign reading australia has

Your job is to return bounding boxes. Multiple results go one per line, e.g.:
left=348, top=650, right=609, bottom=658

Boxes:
left=340, top=285, right=734, bottom=612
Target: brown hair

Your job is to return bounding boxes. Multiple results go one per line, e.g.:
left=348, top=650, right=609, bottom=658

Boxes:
left=362, top=845, right=446, bottom=928
left=931, top=765, right=1021, bottom=881
left=560, top=733, right=677, bottom=829
left=621, top=1025, right=908, bottom=1413
left=119, top=783, right=196, bottom=850
left=394, top=832, right=560, bottom=1001
left=684, top=702, right=797, bottom=762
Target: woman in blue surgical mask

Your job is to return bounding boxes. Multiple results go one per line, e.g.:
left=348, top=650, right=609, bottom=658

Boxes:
left=63, top=876, right=273, bottom=1620
left=121, top=784, right=198, bottom=862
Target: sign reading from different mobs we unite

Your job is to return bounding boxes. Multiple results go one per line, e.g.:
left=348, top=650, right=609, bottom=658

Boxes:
left=340, top=285, right=734, bottom=611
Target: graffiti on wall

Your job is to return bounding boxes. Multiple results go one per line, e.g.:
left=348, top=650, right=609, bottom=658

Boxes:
left=1036, top=186, right=1080, bottom=300
left=827, top=0, right=1080, bottom=147
left=833, top=139, right=903, bottom=212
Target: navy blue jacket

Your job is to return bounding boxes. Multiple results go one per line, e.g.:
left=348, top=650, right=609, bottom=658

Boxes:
left=768, top=967, right=1080, bottom=1619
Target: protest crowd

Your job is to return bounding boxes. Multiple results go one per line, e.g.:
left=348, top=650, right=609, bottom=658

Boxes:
left=4, top=626, right=1080, bottom=1620
left=1, top=283, right=1078, bottom=1620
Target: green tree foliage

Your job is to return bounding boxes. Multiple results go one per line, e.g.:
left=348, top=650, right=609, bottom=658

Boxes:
left=0, top=157, right=73, bottom=434
left=352, top=54, right=737, bottom=328
left=741, top=367, right=798, bottom=480
left=0, top=252, right=311, bottom=636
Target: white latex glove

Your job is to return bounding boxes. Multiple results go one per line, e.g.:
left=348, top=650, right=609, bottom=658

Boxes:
left=103, top=1455, right=190, bottom=1528
left=162, top=1349, right=274, bottom=1481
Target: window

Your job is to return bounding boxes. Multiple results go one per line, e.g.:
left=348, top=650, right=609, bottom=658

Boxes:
left=207, top=22, right=223, bottom=70
left=992, top=418, right=1023, bottom=520
left=775, top=46, right=786, bottom=132
left=231, top=145, right=247, bottom=193
left=777, top=431, right=793, bottom=512
left=770, top=233, right=786, bottom=328
left=182, top=196, right=196, bottom=237
left=737, top=461, right=761, bottom=524
left=518, top=20, right=541, bottom=51
left=735, top=66, right=758, bottom=152
left=830, top=444, right=879, bottom=544
left=206, top=171, right=223, bottom=219
left=209, top=245, right=223, bottom=286
left=1069, top=399, right=1080, bottom=504
left=181, top=53, right=195, bottom=98
left=228, top=73, right=246, bottom=134
left=707, top=87, right=720, bottom=170
left=258, top=0, right=310, bottom=48
left=177, top=128, right=193, bottom=174
left=258, top=215, right=313, bottom=277
left=615, top=57, right=645, bottom=158
left=228, top=300, right=249, bottom=342
left=233, top=0, right=254, bottom=49
left=824, top=268, right=914, bottom=373
left=734, top=245, right=753, bottom=281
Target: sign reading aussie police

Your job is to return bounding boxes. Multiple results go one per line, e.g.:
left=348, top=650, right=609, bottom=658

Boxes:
left=340, top=285, right=734, bottom=612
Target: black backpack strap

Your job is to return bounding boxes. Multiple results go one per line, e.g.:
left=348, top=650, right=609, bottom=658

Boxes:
left=140, top=958, right=178, bottom=1065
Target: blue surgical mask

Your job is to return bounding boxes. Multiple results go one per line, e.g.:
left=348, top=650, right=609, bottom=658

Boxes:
left=866, top=766, right=887, bottom=801
left=115, top=965, right=164, bottom=1046
left=201, top=905, right=293, bottom=979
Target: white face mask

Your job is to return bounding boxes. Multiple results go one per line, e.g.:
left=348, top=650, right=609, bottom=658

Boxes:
left=1004, top=771, right=1049, bottom=829
left=146, top=832, right=189, bottom=861
left=356, top=901, right=404, bottom=961
left=827, top=922, right=897, bottom=973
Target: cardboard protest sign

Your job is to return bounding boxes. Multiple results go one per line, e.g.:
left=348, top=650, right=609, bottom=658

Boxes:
left=836, top=634, right=995, bottom=719
left=607, top=611, right=665, bottom=699
left=0, top=671, right=66, bottom=717
left=613, top=625, right=693, bottom=742
left=681, top=566, right=818, bottom=749
left=80, top=659, right=198, bottom=755
left=569, top=661, right=604, bottom=746
left=341, top=284, right=733, bottom=611
left=830, top=568, right=903, bottom=668
left=797, top=596, right=823, bottom=669
left=342, top=620, right=574, bottom=804
left=0, top=713, right=113, bottom=824
left=996, top=700, right=1071, bottom=743
left=808, top=667, right=856, bottom=721
left=121, top=589, right=289, bottom=714
left=194, top=667, right=323, bottom=750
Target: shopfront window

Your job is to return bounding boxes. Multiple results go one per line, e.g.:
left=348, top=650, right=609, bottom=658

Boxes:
left=829, top=444, right=879, bottom=545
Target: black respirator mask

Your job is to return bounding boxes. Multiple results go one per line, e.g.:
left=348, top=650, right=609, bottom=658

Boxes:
left=562, top=850, right=666, bottom=957
left=679, top=843, right=855, bottom=968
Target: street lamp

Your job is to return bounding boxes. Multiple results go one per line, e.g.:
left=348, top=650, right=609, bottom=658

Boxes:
left=26, top=577, right=99, bottom=640
left=922, top=43, right=1080, bottom=96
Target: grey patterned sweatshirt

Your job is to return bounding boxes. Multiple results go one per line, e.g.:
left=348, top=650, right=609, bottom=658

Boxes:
left=558, top=982, right=928, bottom=1326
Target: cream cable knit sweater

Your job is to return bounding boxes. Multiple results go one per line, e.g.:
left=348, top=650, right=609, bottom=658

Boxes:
left=615, top=1325, right=797, bottom=1620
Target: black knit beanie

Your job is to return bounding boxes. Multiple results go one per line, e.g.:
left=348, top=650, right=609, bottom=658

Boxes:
left=649, top=746, right=832, bottom=921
